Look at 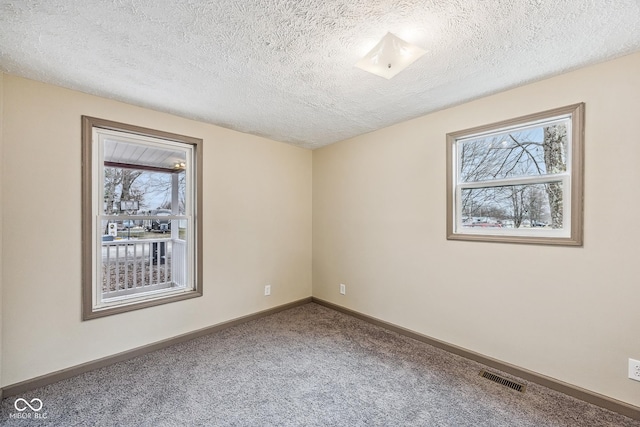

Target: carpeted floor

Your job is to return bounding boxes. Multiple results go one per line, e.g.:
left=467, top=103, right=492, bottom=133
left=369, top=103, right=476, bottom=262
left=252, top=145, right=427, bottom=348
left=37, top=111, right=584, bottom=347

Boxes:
left=1, top=303, right=638, bottom=426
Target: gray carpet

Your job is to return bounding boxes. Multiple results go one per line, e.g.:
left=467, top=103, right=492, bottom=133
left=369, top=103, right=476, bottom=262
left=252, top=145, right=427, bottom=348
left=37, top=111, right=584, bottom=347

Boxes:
left=1, top=303, right=638, bottom=426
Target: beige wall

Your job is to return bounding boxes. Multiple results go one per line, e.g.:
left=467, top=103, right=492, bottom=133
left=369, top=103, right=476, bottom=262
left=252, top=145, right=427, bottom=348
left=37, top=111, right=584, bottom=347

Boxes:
left=1, top=74, right=312, bottom=386
left=2, top=53, right=639, bottom=408
left=313, top=53, right=640, bottom=407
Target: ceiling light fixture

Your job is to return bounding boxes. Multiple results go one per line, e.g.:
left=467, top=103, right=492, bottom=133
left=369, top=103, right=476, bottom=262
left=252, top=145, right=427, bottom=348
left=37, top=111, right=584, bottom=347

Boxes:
left=355, top=32, right=426, bottom=79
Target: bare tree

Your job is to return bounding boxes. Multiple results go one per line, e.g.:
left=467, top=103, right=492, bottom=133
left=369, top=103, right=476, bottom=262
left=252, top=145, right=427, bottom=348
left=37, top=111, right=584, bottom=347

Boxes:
left=509, top=186, right=526, bottom=228
left=103, top=168, right=144, bottom=213
left=119, top=169, right=143, bottom=204
left=460, top=124, right=566, bottom=228
left=103, top=168, right=120, bottom=214
left=526, top=186, right=546, bottom=225
left=543, top=125, right=566, bottom=228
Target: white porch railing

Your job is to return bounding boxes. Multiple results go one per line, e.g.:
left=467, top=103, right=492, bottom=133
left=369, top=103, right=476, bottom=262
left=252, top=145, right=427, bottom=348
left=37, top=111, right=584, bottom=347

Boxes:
left=101, top=238, right=187, bottom=300
left=171, top=239, right=187, bottom=287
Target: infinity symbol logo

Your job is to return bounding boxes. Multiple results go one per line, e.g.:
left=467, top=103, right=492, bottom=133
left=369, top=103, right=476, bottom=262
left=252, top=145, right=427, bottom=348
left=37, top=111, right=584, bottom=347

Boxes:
left=14, top=398, right=43, bottom=412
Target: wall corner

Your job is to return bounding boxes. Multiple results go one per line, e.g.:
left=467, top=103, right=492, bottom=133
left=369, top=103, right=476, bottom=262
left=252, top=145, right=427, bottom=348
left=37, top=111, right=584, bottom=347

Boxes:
left=0, top=71, right=5, bottom=393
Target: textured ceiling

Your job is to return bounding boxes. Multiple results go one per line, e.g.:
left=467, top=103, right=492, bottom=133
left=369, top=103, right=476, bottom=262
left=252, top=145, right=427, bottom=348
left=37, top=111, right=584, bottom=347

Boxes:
left=1, top=1, right=639, bottom=149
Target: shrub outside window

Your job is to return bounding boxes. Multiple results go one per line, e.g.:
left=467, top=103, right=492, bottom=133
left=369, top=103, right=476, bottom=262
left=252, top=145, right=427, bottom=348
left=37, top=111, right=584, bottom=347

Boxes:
left=446, top=103, right=584, bottom=245
left=82, top=117, right=202, bottom=319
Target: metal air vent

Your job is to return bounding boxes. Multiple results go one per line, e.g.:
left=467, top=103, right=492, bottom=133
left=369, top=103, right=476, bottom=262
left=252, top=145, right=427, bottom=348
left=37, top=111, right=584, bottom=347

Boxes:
left=480, top=370, right=526, bottom=393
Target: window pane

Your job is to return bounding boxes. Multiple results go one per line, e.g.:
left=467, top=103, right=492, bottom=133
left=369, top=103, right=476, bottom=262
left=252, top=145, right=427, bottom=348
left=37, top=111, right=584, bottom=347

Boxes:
left=461, top=182, right=563, bottom=229
left=103, top=169, right=187, bottom=216
left=100, top=220, right=189, bottom=301
left=459, top=121, right=568, bottom=182
left=100, top=219, right=183, bottom=240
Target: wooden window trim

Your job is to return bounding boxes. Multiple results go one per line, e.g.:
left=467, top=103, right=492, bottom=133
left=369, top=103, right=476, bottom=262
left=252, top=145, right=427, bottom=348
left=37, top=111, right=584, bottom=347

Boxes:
left=81, top=116, right=203, bottom=320
left=446, top=103, right=584, bottom=246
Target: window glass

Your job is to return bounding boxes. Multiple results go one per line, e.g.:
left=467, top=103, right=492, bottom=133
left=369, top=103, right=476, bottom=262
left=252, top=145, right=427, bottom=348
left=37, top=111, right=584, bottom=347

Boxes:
left=459, top=122, right=568, bottom=182
left=461, top=182, right=562, bottom=229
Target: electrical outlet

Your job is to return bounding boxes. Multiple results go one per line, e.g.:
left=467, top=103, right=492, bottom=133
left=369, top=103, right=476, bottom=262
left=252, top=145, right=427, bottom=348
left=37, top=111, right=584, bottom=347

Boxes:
left=339, top=283, right=346, bottom=295
left=264, top=285, right=271, bottom=296
left=629, top=358, right=640, bottom=381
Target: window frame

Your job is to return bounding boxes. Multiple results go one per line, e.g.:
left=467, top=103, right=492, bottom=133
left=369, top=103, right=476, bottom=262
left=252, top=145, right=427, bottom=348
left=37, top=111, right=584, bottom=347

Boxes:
left=82, top=116, right=203, bottom=320
left=446, top=103, right=584, bottom=246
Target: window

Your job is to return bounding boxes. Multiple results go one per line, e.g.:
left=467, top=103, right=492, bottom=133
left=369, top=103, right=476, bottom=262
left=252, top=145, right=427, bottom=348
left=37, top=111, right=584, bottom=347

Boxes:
left=446, top=103, right=584, bottom=245
left=82, top=117, right=202, bottom=319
